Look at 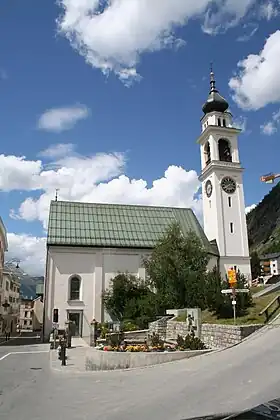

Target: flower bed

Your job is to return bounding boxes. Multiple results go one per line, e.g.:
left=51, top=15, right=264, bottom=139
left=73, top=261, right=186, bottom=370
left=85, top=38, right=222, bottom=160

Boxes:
left=96, top=343, right=178, bottom=352
left=96, top=332, right=206, bottom=353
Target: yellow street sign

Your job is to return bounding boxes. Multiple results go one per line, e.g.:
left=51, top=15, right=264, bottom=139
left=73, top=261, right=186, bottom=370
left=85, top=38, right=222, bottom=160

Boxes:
left=228, top=268, right=237, bottom=286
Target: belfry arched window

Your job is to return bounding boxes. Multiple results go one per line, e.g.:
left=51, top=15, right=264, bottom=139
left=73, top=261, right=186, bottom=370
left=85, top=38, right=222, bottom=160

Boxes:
left=204, top=142, right=211, bottom=165
left=218, top=138, right=232, bottom=162
left=69, top=275, right=81, bottom=301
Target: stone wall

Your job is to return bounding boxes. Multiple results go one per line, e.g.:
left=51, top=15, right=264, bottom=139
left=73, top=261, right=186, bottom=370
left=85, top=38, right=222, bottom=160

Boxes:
left=124, top=330, right=149, bottom=340
left=148, top=318, right=263, bottom=349
left=201, top=323, right=262, bottom=349
left=149, top=316, right=172, bottom=339
left=166, top=320, right=191, bottom=340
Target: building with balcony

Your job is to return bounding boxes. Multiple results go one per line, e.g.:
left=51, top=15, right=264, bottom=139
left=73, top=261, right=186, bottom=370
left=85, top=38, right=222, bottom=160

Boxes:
left=19, top=295, right=43, bottom=332
left=260, top=253, right=280, bottom=276
left=0, top=267, right=21, bottom=334
left=19, top=298, right=33, bottom=331
left=0, top=217, right=8, bottom=335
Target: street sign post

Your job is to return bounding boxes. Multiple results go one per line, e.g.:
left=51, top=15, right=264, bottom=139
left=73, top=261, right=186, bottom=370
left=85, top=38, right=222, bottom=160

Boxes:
left=221, top=285, right=250, bottom=324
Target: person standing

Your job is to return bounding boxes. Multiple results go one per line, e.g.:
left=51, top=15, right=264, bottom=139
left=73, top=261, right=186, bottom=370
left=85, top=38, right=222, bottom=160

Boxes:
left=5, top=325, right=10, bottom=341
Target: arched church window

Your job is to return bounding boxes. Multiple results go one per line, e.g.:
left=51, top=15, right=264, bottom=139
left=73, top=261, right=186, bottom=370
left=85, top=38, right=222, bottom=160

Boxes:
left=69, top=275, right=81, bottom=301
left=218, top=118, right=221, bottom=126
left=223, top=119, right=226, bottom=127
left=204, top=142, right=211, bottom=165
left=218, top=138, right=232, bottom=162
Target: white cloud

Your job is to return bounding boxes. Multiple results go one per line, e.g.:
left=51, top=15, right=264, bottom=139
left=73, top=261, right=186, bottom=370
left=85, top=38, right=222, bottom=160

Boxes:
left=6, top=233, right=46, bottom=276
left=202, top=0, right=255, bottom=35
left=236, top=23, right=258, bottom=42
left=57, top=0, right=257, bottom=85
left=2, top=151, right=202, bottom=228
left=37, top=105, right=90, bottom=132
left=0, top=154, right=42, bottom=191
left=245, top=204, right=256, bottom=214
left=3, top=150, right=203, bottom=274
left=259, top=1, right=280, bottom=20
left=229, top=30, right=280, bottom=109
left=261, top=108, right=280, bottom=135
left=13, top=164, right=202, bottom=230
left=233, top=116, right=247, bottom=132
left=38, top=143, right=76, bottom=159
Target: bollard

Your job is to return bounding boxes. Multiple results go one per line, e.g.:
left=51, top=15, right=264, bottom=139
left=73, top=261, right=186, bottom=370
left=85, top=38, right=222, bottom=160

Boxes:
left=61, top=340, right=66, bottom=366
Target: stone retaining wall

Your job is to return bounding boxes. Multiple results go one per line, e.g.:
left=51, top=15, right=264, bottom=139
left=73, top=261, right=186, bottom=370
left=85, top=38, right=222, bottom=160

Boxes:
left=124, top=330, right=149, bottom=340
left=149, top=316, right=172, bottom=339
left=166, top=321, right=191, bottom=340
left=148, top=318, right=263, bottom=349
left=201, top=323, right=262, bottom=349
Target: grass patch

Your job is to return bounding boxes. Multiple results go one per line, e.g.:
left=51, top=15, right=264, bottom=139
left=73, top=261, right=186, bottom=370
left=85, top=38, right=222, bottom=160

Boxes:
left=175, top=291, right=280, bottom=325
left=250, top=285, right=265, bottom=295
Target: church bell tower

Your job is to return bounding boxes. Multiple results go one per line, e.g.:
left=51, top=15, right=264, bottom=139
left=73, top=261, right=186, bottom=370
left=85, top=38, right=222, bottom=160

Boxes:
left=197, top=68, right=251, bottom=280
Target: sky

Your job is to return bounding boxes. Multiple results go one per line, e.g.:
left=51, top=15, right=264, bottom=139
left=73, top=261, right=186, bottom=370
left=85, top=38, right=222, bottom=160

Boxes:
left=1, top=0, right=280, bottom=275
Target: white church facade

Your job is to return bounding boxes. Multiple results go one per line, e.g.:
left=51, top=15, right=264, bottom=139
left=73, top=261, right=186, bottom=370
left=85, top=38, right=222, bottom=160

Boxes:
left=43, top=71, right=251, bottom=341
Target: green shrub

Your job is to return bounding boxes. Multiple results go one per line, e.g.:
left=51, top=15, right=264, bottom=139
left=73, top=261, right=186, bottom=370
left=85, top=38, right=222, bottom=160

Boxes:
left=176, top=332, right=206, bottom=350
left=122, top=321, right=139, bottom=331
left=107, top=331, right=124, bottom=347
left=148, top=332, right=164, bottom=349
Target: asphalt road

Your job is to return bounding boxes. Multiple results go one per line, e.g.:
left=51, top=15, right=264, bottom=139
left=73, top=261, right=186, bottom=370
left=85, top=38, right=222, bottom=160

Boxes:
left=1, top=326, right=280, bottom=420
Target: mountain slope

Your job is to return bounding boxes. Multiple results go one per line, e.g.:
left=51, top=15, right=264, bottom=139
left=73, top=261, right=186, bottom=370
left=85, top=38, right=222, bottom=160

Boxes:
left=247, top=182, right=280, bottom=254
left=20, top=276, right=44, bottom=299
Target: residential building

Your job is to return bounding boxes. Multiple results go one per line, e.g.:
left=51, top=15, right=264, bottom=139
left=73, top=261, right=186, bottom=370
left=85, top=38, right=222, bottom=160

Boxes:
left=0, top=216, right=8, bottom=334
left=1, top=267, right=20, bottom=334
left=33, top=296, right=44, bottom=331
left=260, top=253, right=280, bottom=276
left=19, top=296, right=44, bottom=332
left=20, top=298, right=33, bottom=330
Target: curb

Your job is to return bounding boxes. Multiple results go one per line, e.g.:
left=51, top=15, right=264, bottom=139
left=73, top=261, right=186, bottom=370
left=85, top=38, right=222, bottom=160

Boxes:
left=49, top=347, right=215, bottom=374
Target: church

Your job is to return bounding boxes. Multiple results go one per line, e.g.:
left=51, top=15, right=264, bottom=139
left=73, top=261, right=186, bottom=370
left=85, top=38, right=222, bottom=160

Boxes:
left=43, top=71, right=251, bottom=342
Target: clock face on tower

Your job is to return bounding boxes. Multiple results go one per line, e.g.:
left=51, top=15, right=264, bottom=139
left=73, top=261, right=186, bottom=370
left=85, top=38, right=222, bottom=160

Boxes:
left=205, top=180, right=213, bottom=197
left=221, top=176, right=236, bottom=194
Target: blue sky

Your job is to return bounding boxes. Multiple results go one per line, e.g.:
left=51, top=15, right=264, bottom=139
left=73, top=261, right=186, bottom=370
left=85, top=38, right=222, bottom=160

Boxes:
left=1, top=0, right=280, bottom=274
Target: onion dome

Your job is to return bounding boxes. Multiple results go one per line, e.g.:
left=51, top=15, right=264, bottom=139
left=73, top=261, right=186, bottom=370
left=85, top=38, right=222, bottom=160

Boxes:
left=202, top=68, right=229, bottom=114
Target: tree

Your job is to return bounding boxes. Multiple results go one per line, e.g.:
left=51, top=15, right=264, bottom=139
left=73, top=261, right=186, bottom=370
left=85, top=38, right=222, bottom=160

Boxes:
left=205, top=266, right=224, bottom=313
left=102, top=273, right=160, bottom=328
left=143, top=222, right=209, bottom=310
left=250, top=251, right=261, bottom=279
left=205, top=267, right=253, bottom=318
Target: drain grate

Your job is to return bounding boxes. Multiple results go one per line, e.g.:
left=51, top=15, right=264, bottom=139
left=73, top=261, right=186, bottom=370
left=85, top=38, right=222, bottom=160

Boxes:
left=30, top=367, right=42, bottom=370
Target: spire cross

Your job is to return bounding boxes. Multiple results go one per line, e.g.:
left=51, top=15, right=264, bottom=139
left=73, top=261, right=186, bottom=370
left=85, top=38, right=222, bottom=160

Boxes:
left=55, top=188, right=59, bottom=202
left=209, top=62, right=216, bottom=92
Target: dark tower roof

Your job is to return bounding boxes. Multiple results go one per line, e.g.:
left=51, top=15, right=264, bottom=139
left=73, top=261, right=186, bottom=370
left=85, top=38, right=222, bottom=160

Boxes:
left=202, top=68, right=229, bottom=115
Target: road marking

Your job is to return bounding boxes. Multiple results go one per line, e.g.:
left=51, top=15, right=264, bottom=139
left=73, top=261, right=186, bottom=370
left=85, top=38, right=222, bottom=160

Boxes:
left=0, top=353, right=11, bottom=361
left=10, top=351, right=49, bottom=355
left=0, top=350, right=49, bottom=361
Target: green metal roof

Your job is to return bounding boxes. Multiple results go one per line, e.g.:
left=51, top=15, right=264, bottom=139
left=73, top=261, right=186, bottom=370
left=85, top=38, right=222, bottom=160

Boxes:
left=47, top=201, right=217, bottom=255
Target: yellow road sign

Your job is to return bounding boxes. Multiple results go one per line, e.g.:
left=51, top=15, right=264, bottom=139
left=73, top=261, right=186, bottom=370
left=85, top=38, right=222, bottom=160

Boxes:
left=228, top=268, right=237, bottom=286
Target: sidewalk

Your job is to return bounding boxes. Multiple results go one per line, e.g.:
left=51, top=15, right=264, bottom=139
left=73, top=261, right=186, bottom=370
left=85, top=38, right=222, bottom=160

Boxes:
left=0, top=332, right=21, bottom=345
left=50, top=337, right=89, bottom=373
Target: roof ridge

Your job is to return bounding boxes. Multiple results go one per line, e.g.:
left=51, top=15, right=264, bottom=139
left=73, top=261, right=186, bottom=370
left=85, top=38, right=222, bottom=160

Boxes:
left=50, top=200, right=192, bottom=212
